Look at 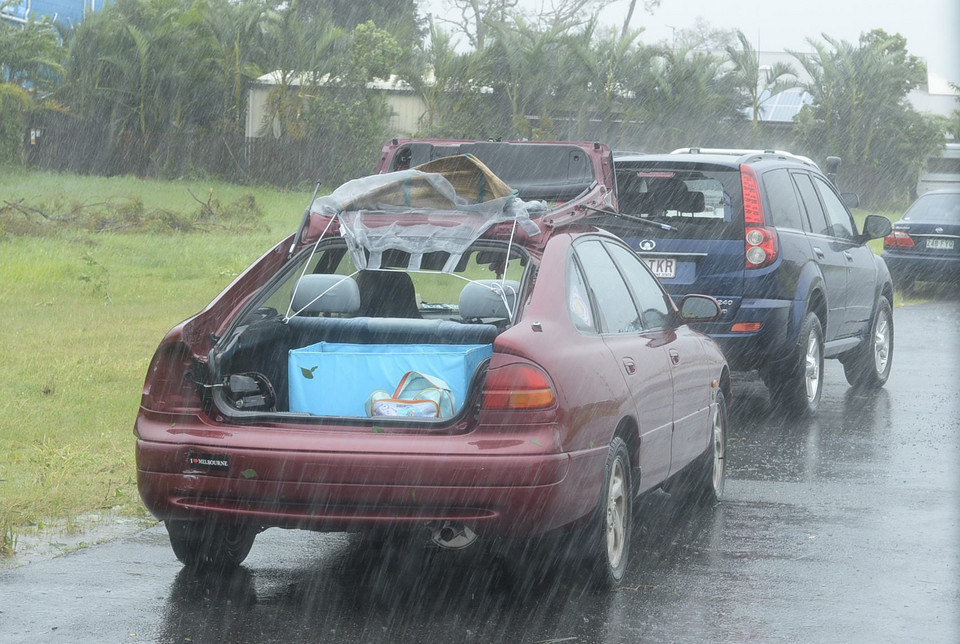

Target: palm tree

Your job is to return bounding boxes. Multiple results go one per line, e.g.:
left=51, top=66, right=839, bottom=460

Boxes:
left=0, top=9, right=65, bottom=94
left=790, top=30, right=944, bottom=202
left=725, top=30, right=797, bottom=127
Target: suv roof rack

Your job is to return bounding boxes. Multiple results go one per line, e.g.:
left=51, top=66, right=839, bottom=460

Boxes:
left=670, top=147, right=818, bottom=169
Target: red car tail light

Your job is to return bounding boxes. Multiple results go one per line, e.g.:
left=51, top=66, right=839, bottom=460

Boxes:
left=741, top=165, right=779, bottom=269
left=482, top=363, right=556, bottom=410
left=141, top=341, right=203, bottom=412
left=884, top=231, right=915, bottom=248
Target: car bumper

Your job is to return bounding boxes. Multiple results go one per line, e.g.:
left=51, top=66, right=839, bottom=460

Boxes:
left=882, top=253, right=960, bottom=284
left=691, top=297, right=793, bottom=370
left=135, top=412, right=605, bottom=537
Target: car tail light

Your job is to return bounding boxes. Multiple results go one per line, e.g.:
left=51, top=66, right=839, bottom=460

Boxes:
left=884, top=231, right=915, bottom=248
left=141, top=341, right=203, bottom=412
left=730, top=322, right=763, bottom=333
left=481, top=363, right=556, bottom=410
left=741, top=165, right=779, bottom=269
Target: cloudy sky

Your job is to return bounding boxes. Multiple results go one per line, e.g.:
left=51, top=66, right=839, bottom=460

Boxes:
left=426, top=0, right=959, bottom=94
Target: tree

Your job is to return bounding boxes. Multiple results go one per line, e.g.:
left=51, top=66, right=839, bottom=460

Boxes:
left=301, top=21, right=403, bottom=184
left=0, top=9, right=65, bottom=94
left=618, top=0, right=660, bottom=42
left=791, top=29, right=946, bottom=203
left=946, top=83, right=960, bottom=141
left=726, top=30, right=797, bottom=127
left=433, top=0, right=520, bottom=51
left=621, top=44, right=742, bottom=151
left=195, top=0, right=277, bottom=134
left=0, top=82, right=29, bottom=165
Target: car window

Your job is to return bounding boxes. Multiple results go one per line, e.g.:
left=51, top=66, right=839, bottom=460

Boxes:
left=762, top=168, right=805, bottom=230
left=567, top=257, right=597, bottom=333
left=614, top=165, right=742, bottom=240
left=574, top=240, right=643, bottom=334
left=604, top=242, right=671, bottom=330
left=813, top=175, right=857, bottom=240
left=903, top=192, right=960, bottom=222
left=792, top=172, right=830, bottom=236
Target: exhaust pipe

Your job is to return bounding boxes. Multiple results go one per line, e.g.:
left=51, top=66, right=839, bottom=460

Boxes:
left=429, top=521, right=478, bottom=550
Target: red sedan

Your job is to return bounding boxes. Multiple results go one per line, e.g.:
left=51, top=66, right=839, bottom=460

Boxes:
left=136, top=142, right=729, bottom=586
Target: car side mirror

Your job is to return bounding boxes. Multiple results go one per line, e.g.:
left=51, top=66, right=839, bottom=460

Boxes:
left=678, top=294, right=721, bottom=323
left=841, top=192, right=859, bottom=209
left=861, top=214, right=892, bottom=242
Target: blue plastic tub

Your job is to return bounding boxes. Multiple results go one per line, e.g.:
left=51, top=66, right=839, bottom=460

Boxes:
left=288, top=342, right=493, bottom=417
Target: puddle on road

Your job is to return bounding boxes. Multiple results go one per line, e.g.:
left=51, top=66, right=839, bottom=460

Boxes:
left=0, top=512, right=158, bottom=571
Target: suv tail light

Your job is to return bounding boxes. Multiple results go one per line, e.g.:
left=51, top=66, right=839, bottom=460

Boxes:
left=884, top=231, right=915, bottom=248
left=482, top=363, right=556, bottom=410
left=741, top=165, right=779, bottom=269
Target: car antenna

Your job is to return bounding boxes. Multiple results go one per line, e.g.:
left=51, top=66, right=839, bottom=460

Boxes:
left=578, top=204, right=677, bottom=231
left=290, top=180, right=323, bottom=258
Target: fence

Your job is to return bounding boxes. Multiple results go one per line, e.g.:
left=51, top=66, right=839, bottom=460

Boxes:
left=24, top=111, right=347, bottom=188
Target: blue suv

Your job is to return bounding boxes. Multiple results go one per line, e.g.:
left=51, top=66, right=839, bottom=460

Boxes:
left=607, top=149, right=895, bottom=414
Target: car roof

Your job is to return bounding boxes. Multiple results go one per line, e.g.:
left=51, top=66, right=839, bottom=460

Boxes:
left=614, top=148, right=820, bottom=170
left=917, top=187, right=960, bottom=196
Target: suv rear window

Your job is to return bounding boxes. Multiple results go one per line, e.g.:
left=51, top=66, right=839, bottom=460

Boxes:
left=615, top=164, right=743, bottom=239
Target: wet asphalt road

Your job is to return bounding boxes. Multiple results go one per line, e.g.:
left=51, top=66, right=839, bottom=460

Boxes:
left=1, top=298, right=958, bottom=643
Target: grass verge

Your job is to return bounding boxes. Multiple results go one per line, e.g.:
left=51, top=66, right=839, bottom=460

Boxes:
left=0, top=169, right=312, bottom=558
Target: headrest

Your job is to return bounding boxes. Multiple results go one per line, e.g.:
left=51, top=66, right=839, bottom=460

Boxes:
left=290, top=274, right=360, bottom=315
left=459, top=279, right=520, bottom=320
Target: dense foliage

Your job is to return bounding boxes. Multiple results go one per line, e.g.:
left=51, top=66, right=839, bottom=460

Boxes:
left=792, top=30, right=947, bottom=203
left=0, top=0, right=953, bottom=201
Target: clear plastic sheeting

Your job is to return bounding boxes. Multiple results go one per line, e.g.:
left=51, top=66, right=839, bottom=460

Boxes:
left=310, top=155, right=543, bottom=271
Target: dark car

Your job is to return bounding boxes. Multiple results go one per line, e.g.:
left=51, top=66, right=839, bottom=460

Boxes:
left=135, top=141, right=729, bottom=587
left=882, top=188, right=960, bottom=290
left=604, top=148, right=894, bottom=414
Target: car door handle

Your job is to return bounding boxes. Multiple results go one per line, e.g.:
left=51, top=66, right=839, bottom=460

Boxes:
left=622, top=358, right=636, bottom=375
left=843, top=250, right=854, bottom=261
left=668, top=349, right=680, bottom=365
left=813, top=246, right=825, bottom=259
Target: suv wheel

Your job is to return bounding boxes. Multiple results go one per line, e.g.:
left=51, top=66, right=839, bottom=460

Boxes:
left=842, top=298, right=893, bottom=389
left=768, top=312, right=824, bottom=415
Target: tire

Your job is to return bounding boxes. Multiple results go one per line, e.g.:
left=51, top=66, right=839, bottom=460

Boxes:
left=693, top=391, right=728, bottom=507
left=165, top=520, right=257, bottom=571
left=842, top=298, right=893, bottom=389
left=585, top=437, right=632, bottom=588
left=768, top=312, right=824, bottom=415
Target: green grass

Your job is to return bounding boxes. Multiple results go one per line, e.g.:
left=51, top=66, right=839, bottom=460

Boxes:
left=0, top=169, right=314, bottom=555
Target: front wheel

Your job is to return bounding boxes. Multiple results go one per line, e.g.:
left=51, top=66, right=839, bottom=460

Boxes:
left=586, top=437, right=632, bottom=588
left=165, top=520, right=258, bottom=571
left=768, top=312, right=824, bottom=415
left=842, top=298, right=893, bottom=389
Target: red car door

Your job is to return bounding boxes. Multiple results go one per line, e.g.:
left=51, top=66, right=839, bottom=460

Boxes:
left=603, top=242, right=712, bottom=473
left=573, top=239, right=676, bottom=493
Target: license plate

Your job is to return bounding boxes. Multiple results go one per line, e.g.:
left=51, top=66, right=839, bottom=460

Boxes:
left=643, top=257, right=676, bottom=279
left=926, top=238, right=955, bottom=250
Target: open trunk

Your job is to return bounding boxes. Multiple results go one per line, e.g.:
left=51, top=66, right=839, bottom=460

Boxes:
left=208, top=157, right=536, bottom=425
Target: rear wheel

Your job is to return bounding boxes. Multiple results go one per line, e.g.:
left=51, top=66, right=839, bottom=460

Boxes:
left=585, top=437, right=632, bottom=588
left=694, top=391, right=728, bottom=506
left=842, top=298, right=893, bottom=389
left=768, top=312, right=824, bottom=415
left=165, top=520, right=258, bottom=571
